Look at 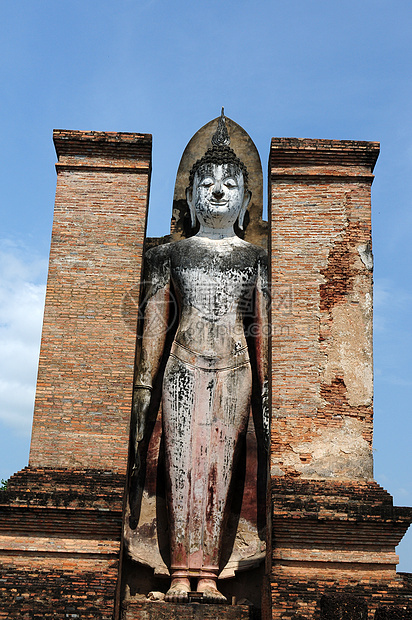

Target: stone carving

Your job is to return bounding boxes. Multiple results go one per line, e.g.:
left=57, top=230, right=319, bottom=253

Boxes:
left=129, top=111, right=269, bottom=602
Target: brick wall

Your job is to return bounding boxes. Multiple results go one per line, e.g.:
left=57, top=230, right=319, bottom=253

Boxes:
left=29, top=130, right=151, bottom=472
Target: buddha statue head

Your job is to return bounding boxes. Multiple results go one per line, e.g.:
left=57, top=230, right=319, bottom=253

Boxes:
left=186, top=110, right=251, bottom=235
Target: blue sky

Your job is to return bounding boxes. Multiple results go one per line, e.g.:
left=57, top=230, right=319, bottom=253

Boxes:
left=1, top=0, right=411, bottom=570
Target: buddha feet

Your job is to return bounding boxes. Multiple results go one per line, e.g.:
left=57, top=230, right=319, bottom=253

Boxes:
left=165, top=577, right=227, bottom=604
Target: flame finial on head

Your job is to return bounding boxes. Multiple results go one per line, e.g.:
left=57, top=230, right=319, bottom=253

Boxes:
left=211, top=108, right=230, bottom=147
left=188, top=108, right=248, bottom=190
left=187, top=109, right=251, bottom=230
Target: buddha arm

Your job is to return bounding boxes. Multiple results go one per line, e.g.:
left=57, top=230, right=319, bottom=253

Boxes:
left=253, top=252, right=270, bottom=449
left=132, top=246, right=171, bottom=445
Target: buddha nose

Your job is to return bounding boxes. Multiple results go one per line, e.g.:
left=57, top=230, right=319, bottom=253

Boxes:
left=212, top=181, right=224, bottom=200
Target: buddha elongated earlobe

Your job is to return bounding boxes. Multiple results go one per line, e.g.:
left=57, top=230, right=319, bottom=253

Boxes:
left=186, top=187, right=197, bottom=228
left=238, top=189, right=251, bottom=231
left=190, top=206, right=197, bottom=228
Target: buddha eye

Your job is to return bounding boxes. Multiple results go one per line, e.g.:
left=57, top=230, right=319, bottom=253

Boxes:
left=224, top=178, right=237, bottom=188
left=200, top=177, right=214, bottom=187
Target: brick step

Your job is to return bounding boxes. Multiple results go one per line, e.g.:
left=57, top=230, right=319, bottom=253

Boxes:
left=0, top=507, right=122, bottom=541
left=2, top=467, right=126, bottom=512
left=271, top=479, right=412, bottom=523
left=7, top=466, right=126, bottom=493
left=0, top=563, right=118, bottom=619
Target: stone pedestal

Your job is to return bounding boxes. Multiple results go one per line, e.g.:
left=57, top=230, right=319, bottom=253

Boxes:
left=121, top=601, right=258, bottom=620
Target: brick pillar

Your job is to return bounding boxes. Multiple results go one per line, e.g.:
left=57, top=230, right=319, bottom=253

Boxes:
left=29, top=130, right=152, bottom=472
left=269, top=138, right=379, bottom=481
left=267, top=139, right=412, bottom=620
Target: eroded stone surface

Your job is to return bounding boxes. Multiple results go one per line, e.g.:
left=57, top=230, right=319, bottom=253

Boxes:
left=278, top=418, right=373, bottom=479
left=323, top=301, right=372, bottom=408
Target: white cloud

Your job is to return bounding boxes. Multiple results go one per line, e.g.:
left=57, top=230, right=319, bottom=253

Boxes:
left=373, top=277, right=412, bottom=333
left=0, top=240, right=46, bottom=435
left=374, top=278, right=412, bottom=309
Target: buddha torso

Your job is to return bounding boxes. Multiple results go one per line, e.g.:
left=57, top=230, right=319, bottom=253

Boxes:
left=162, top=236, right=266, bottom=358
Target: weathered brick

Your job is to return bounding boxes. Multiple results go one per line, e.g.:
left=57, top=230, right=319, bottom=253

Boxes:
left=269, top=137, right=378, bottom=481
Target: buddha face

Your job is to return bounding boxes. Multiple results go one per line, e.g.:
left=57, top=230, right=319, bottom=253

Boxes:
left=186, top=163, right=251, bottom=232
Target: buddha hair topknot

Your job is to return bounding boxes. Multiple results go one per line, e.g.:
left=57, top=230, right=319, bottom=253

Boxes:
left=188, top=108, right=249, bottom=189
